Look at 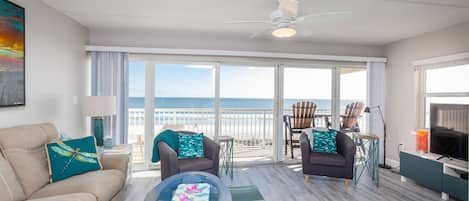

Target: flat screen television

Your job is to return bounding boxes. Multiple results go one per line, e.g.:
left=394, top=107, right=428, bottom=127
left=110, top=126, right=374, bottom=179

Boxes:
left=430, top=104, right=469, bottom=161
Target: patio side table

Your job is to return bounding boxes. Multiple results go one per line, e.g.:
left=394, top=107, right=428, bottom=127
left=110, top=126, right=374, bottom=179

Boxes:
left=218, top=135, right=234, bottom=180
left=352, top=133, right=380, bottom=187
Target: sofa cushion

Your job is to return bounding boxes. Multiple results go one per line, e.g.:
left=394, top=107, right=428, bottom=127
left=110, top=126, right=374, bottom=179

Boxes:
left=0, top=123, right=58, bottom=197
left=0, top=155, right=26, bottom=201
left=27, top=193, right=96, bottom=201
left=309, top=153, right=346, bottom=167
left=30, top=170, right=124, bottom=201
left=178, top=158, right=213, bottom=172
left=46, top=136, right=102, bottom=183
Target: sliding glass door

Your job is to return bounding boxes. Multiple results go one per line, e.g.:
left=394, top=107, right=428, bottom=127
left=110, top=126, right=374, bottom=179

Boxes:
left=220, top=65, right=275, bottom=164
left=128, top=61, right=146, bottom=164
left=283, top=67, right=333, bottom=127
left=127, top=57, right=370, bottom=165
left=283, top=67, right=333, bottom=159
left=339, top=68, right=368, bottom=132
left=154, top=63, right=216, bottom=138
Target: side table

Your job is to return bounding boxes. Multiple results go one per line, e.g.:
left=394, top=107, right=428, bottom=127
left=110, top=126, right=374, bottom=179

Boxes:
left=352, top=133, right=380, bottom=187
left=103, top=144, right=133, bottom=183
left=218, top=136, right=234, bottom=180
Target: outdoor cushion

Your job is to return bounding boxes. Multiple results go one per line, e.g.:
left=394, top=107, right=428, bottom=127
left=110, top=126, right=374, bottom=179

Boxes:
left=46, top=136, right=102, bottom=183
left=0, top=123, right=58, bottom=197
left=178, top=133, right=204, bottom=159
left=179, top=158, right=214, bottom=172
left=0, top=154, right=26, bottom=201
left=27, top=193, right=97, bottom=201
left=309, top=153, right=346, bottom=167
left=30, top=169, right=124, bottom=201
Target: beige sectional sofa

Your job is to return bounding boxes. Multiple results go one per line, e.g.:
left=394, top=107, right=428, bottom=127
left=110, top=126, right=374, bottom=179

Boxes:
left=0, top=123, right=128, bottom=201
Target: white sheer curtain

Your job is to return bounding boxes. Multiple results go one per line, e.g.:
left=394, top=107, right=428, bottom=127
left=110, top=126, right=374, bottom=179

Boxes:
left=91, top=52, right=129, bottom=144
left=367, top=61, right=386, bottom=164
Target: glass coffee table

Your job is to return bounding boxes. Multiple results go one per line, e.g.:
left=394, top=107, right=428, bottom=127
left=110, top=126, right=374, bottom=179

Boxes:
left=144, top=171, right=231, bottom=201
left=144, top=171, right=264, bottom=201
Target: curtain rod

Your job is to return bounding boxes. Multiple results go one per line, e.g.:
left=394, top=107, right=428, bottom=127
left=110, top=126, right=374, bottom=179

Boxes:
left=85, top=45, right=387, bottom=63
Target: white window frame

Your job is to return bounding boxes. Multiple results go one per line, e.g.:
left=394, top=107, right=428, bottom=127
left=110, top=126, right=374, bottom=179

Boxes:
left=416, top=65, right=469, bottom=129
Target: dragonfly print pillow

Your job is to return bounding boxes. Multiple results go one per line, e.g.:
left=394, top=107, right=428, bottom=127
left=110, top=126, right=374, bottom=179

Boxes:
left=45, top=136, right=102, bottom=183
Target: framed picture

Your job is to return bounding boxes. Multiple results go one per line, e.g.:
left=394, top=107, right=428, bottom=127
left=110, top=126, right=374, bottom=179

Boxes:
left=0, top=0, right=24, bottom=107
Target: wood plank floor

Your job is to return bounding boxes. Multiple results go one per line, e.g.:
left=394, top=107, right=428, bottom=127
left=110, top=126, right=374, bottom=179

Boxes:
left=122, top=163, right=452, bottom=201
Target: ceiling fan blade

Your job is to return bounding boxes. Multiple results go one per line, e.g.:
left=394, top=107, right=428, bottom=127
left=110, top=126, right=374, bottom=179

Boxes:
left=383, top=0, right=469, bottom=8
left=249, top=28, right=272, bottom=39
left=278, top=0, right=299, bottom=17
left=295, top=11, right=352, bottom=23
left=224, top=20, right=272, bottom=24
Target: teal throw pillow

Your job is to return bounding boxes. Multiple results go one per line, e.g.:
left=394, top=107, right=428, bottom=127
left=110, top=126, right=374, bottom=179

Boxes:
left=312, top=129, right=338, bottom=154
left=178, top=133, right=205, bottom=159
left=46, top=136, right=102, bottom=183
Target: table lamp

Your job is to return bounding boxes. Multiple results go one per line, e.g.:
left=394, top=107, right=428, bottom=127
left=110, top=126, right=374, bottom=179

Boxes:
left=364, top=105, right=392, bottom=169
left=82, top=96, right=116, bottom=146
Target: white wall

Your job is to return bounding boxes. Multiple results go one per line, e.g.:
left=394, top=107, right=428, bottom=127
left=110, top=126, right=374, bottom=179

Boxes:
left=89, top=29, right=386, bottom=57
left=0, top=0, right=88, bottom=137
left=385, top=22, right=469, bottom=161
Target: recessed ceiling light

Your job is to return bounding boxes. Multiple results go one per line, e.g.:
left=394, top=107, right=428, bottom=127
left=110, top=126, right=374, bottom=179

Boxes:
left=272, top=27, right=296, bottom=38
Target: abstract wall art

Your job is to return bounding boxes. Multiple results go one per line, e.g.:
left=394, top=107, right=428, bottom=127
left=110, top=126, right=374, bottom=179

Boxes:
left=0, top=0, right=24, bottom=107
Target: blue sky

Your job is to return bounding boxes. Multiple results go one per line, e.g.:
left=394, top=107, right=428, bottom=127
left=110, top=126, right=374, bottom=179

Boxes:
left=129, top=62, right=367, bottom=100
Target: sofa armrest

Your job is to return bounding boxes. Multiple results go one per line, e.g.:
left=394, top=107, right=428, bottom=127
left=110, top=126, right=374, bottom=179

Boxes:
left=158, top=141, right=179, bottom=180
left=100, top=154, right=129, bottom=178
left=300, top=133, right=311, bottom=165
left=203, top=137, right=220, bottom=169
left=336, top=132, right=356, bottom=168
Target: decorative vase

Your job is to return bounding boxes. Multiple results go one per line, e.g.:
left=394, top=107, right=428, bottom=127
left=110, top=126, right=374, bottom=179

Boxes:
left=94, top=118, right=104, bottom=146
left=416, top=129, right=428, bottom=153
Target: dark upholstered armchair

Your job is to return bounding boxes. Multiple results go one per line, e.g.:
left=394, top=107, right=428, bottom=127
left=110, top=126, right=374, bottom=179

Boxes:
left=158, top=131, right=220, bottom=180
left=300, top=131, right=356, bottom=188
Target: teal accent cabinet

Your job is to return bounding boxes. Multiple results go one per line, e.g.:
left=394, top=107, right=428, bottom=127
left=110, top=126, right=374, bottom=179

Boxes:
left=400, top=151, right=467, bottom=201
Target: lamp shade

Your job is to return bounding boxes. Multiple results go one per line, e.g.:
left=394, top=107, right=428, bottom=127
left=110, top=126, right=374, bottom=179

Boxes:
left=82, top=96, right=116, bottom=117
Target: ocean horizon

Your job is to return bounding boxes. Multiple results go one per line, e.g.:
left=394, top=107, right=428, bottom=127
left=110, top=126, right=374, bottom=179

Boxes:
left=128, top=97, right=363, bottom=109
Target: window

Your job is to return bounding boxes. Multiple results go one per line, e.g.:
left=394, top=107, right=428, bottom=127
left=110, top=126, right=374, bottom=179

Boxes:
left=422, top=64, right=469, bottom=127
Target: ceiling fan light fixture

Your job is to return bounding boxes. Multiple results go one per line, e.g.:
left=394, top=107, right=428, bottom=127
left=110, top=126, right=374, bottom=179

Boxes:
left=272, top=27, right=296, bottom=38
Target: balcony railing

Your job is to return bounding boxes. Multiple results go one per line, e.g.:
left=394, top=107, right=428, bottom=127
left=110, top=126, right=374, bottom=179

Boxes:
left=127, top=108, right=367, bottom=163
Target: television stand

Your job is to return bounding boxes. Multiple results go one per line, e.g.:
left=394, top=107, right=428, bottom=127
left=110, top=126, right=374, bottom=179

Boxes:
left=400, top=150, right=468, bottom=201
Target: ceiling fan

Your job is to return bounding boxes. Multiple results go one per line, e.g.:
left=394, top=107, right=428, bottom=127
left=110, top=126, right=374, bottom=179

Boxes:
left=224, top=0, right=351, bottom=39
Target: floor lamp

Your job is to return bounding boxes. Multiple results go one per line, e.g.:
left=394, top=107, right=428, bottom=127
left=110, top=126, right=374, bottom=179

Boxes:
left=364, top=105, right=392, bottom=169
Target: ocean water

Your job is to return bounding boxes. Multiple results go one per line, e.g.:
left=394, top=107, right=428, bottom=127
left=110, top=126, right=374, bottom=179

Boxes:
left=128, top=97, right=362, bottom=109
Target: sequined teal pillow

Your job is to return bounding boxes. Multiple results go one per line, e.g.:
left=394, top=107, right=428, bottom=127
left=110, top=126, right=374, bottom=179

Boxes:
left=178, top=133, right=205, bottom=159
left=45, top=136, right=102, bottom=183
left=312, top=129, right=337, bottom=154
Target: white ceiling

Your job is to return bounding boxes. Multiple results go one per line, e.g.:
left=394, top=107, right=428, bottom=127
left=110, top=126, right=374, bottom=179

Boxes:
left=41, top=0, right=469, bottom=45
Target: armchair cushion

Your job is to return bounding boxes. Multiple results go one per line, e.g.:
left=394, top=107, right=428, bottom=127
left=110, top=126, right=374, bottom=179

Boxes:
left=312, top=129, right=337, bottom=154
left=177, top=133, right=204, bottom=159
left=309, top=153, right=346, bottom=167
left=179, top=158, right=214, bottom=172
